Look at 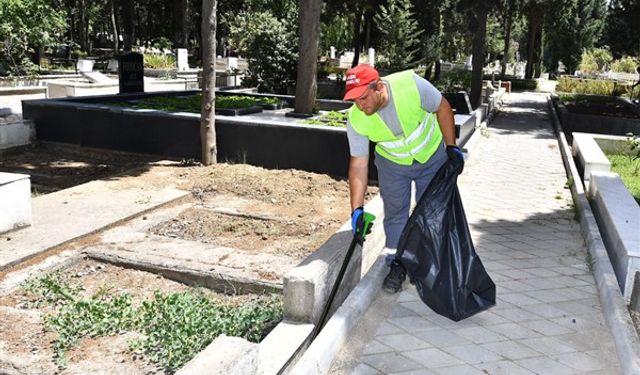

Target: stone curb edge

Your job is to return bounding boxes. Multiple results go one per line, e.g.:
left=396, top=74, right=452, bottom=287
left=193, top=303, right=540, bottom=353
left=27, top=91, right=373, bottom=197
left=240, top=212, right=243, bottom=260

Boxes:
left=546, top=94, right=640, bottom=375
left=287, top=255, right=387, bottom=375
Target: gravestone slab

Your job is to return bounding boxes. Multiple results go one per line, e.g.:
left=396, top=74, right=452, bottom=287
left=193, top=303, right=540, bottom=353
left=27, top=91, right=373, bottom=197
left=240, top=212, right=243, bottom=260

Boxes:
left=0, top=173, right=31, bottom=234
left=177, top=48, right=189, bottom=72
left=118, top=52, right=144, bottom=94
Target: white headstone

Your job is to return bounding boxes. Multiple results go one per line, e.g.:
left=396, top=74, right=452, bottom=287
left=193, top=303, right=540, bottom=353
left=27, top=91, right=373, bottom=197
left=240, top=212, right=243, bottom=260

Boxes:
left=177, top=48, right=189, bottom=72
left=227, top=57, right=238, bottom=71
left=330, top=46, right=336, bottom=59
left=368, top=48, right=375, bottom=67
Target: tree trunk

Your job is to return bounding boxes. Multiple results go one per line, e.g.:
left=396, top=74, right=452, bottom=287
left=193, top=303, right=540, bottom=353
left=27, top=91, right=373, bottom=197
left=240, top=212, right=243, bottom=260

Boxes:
left=294, top=0, right=323, bottom=115
left=525, top=4, right=542, bottom=79
left=500, top=1, right=513, bottom=79
left=79, top=0, right=87, bottom=51
left=470, top=2, right=488, bottom=109
left=111, top=0, right=119, bottom=53
left=173, top=0, right=188, bottom=48
left=200, top=0, right=217, bottom=165
left=533, top=26, right=542, bottom=78
left=122, top=0, right=134, bottom=51
left=351, top=14, right=362, bottom=67
left=434, top=60, right=442, bottom=81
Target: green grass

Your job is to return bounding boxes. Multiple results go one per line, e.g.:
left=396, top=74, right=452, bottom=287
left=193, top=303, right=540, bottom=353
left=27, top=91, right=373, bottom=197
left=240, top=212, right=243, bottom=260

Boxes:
left=108, top=94, right=282, bottom=113
left=303, top=110, right=348, bottom=127
left=605, top=153, right=640, bottom=204
left=22, top=271, right=283, bottom=371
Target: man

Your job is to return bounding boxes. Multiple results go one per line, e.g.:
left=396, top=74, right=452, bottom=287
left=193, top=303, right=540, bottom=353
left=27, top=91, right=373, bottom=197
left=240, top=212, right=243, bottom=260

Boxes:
left=344, top=64, right=464, bottom=294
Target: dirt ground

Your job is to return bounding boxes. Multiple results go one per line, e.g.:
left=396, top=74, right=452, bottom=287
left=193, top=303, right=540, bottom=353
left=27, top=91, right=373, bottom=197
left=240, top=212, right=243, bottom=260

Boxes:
left=0, top=259, right=270, bottom=375
left=0, top=142, right=378, bottom=374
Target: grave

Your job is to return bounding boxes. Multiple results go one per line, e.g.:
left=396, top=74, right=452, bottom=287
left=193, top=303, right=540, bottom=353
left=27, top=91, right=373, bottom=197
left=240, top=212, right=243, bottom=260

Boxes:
left=0, top=172, right=31, bottom=234
left=118, top=52, right=144, bottom=94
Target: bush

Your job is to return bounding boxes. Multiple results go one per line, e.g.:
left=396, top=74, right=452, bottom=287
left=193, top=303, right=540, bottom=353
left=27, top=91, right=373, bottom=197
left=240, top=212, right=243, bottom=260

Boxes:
left=143, top=53, right=176, bottom=69
left=228, top=11, right=298, bottom=94
left=610, top=56, right=639, bottom=73
left=557, top=77, right=616, bottom=95
left=579, top=48, right=612, bottom=74
left=433, top=69, right=471, bottom=93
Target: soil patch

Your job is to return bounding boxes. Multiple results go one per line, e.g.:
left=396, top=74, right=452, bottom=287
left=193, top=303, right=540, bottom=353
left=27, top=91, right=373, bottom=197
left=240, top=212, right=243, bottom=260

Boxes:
left=0, top=143, right=162, bottom=195
left=0, top=259, right=279, bottom=374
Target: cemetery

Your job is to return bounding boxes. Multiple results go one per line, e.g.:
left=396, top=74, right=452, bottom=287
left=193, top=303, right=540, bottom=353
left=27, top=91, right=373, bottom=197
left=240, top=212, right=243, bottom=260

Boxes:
left=1, top=0, right=640, bottom=373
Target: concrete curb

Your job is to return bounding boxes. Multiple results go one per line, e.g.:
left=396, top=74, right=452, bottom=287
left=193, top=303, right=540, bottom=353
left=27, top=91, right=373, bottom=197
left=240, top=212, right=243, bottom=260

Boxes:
left=287, top=255, right=387, bottom=375
left=547, top=95, right=640, bottom=375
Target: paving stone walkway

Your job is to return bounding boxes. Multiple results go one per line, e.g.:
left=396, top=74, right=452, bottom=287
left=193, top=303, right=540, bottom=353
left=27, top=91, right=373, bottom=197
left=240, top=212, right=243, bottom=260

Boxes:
left=329, top=92, right=621, bottom=375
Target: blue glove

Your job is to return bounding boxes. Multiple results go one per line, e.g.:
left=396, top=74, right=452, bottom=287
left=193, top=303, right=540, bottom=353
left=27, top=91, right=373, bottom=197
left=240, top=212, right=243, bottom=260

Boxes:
left=446, top=145, right=464, bottom=174
left=351, top=207, right=364, bottom=237
left=353, top=206, right=374, bottom=236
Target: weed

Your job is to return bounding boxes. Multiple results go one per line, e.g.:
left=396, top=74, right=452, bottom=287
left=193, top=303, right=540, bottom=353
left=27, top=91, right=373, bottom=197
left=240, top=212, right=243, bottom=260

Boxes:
left=179, top=158, right=201, bottom=167
left=21, top=272, right=283, bottom=371
left=585, top=251, right=595, bottom=272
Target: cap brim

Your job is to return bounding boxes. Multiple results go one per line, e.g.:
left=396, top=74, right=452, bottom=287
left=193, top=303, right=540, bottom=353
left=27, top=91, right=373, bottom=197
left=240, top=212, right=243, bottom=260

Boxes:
left=343, top=85, right=368, bottom=101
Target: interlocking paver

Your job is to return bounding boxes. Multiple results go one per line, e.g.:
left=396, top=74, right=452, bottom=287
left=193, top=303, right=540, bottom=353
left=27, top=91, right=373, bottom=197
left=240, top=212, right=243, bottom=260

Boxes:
left=329, top=93, right=620, bottom=374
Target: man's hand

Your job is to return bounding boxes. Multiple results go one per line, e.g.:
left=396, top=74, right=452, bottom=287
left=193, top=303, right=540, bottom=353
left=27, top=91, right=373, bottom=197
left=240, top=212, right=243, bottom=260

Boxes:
left=351, top=206, right=372, bottom=240
left=446, top=145, right=465, bottom=174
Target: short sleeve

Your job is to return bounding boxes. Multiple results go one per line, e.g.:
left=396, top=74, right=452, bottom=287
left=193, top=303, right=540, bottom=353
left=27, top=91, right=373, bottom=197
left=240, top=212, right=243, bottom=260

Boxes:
left=413, top=73, right=442, bottom=112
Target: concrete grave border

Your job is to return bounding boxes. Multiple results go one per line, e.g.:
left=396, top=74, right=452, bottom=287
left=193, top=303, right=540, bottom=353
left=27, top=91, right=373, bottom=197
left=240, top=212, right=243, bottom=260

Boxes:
left=547, top=95, right=640, bottom=375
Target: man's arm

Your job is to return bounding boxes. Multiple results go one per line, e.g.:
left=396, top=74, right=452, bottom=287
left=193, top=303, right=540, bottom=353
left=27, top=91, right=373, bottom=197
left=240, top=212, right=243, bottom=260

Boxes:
left=348, top=156, right=369, bottom=211
left=436, top=97, right=457, bottom=146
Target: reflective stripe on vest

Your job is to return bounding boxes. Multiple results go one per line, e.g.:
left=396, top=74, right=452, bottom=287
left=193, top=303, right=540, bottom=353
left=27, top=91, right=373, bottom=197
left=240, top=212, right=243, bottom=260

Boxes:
left=378, top=113, right=436, bottom=158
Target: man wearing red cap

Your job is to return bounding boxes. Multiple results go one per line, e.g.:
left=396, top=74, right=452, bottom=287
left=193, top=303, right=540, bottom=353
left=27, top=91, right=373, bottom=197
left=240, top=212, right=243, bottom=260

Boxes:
left=345, top=64, right=463, bottom=294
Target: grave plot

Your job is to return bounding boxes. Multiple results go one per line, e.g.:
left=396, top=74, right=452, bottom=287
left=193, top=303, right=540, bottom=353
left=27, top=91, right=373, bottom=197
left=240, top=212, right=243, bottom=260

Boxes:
left=0, top=143, right=160, bottom=195
left=0, top=259, right=281, bottom=374
left=0, top=159, right=379, bottom=373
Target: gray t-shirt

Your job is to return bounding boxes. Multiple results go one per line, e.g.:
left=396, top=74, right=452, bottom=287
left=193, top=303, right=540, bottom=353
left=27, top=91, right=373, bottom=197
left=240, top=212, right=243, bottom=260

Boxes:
left=346, top=73, right=442, bottom=157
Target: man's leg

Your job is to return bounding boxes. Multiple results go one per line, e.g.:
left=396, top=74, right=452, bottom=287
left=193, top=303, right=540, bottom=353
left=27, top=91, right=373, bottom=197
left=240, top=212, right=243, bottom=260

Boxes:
left=375, top=154, right=412, bottom=293
left=414, top=144, right=448, bottom=201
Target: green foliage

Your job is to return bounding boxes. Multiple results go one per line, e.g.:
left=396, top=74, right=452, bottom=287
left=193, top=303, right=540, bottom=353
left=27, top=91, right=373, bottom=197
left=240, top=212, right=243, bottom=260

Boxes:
left=136, top=291, right=282, bottom=371
left=150, top=37, right=173, bottom=51
left=23, top=271, right=283, bottom=372
left=544, top=0, right=607, bottom=74
left=226, top=10, right=298, bottom=94
left=603, top=0, right=640, bottom=58
left=610, top=56, right=640, bottom=73
left=556, top=77, right=622, bottom=95
left=304, top=111, right=348, bottom=127
left=109, top=94, right=282, bottom=112
left=579, top=47, right=612, bottom=74
left=0, top=0, right=66, bottom=75
left=320, top=14, right=353, bottom=57
left=143, top=53, right=176, bottom=70
left=374, top=0, right=423, bottom=73
left=432, top=69, right=472, bottom=93
left=606, top=148, right=640, bottom=204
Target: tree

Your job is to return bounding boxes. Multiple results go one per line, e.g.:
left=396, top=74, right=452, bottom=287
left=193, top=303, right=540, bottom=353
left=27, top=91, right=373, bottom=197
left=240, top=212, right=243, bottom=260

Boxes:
left=468, top=0, right=491, bottom=108
left=603, top=0, right=640, bottom=58
left=374, top=0, right=423, bottom=73
left=495, top=0, right=525, bottom=78
left=544, top=0, right=607, bottom=75
left=524, top=0, right=545, bottom=79
left=294, top=0, right=322, bottom=115
left=0, top=0, right=66, bottom=75
left=200, top=0, right=217, bottom=165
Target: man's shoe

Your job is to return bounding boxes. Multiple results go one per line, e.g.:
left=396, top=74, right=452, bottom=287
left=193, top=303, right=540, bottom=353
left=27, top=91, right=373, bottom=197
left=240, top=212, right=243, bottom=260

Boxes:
left=383, top=259, right=406, bottom=294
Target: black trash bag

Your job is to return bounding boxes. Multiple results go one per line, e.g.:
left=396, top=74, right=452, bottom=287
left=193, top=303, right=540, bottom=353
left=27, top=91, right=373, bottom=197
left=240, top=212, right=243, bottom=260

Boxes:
left=396, top=156, right=496, bottom=322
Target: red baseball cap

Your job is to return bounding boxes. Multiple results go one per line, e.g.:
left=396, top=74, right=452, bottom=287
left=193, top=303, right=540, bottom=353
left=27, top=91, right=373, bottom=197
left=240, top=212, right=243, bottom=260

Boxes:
left=343, top=64, right=380, bottom=101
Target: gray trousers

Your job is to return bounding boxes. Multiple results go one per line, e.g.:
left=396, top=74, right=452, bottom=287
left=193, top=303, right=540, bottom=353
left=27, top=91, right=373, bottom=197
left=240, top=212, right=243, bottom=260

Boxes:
left=374, top=143, right=448, bottom=249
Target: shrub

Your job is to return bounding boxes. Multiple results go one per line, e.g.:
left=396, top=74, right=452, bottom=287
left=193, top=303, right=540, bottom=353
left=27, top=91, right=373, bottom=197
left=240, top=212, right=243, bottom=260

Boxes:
left=143, top=53, right=176, bottom=69
left=556, top=77, right=615, bottom=95
left=579, top=48, right=612, bottom=74
left=433, top=69, right=471, bottom=93
left=610, top=56, right=639, bottom=73
left=227, top=11, right=298, bottom=94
